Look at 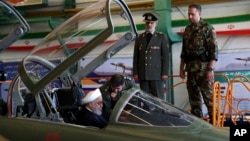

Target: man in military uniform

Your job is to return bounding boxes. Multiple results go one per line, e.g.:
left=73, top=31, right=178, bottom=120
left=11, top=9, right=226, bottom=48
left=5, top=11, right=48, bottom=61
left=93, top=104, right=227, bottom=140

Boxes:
left=133, top=12, right=169, bottom=100
left=179, top=4, right=218, bottom=124
left=99, top=74, right=136, bottom=119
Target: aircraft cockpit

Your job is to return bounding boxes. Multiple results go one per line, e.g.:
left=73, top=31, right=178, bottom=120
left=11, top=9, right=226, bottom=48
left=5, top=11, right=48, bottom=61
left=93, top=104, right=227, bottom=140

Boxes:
left=7, top=0, right=138, bottom=122
left=115, top=87, right=196, bottom=126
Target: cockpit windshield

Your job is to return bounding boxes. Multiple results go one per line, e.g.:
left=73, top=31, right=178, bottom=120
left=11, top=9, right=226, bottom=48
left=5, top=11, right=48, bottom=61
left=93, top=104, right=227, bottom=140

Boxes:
left=30, top=0, right=109, bottom=58
left=18, top=0, right=137, bottom=94
left=117, top=90, right=196, bottom=126
left=0, top=0, right=30, bottom=52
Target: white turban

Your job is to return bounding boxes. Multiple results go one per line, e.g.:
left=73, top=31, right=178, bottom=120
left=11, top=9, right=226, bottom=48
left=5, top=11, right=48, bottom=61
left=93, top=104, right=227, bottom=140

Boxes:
left=82, top=88, right=101, bottom=104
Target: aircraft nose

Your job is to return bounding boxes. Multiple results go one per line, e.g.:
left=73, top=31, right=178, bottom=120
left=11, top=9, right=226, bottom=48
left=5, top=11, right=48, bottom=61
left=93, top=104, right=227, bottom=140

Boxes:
left=199, top=126, right=229, bottom=141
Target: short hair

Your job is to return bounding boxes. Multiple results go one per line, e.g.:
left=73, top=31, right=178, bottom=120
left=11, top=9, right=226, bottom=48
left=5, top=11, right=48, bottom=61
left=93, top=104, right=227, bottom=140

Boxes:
left=189, top=3, right=202, bottom=12
left=110, top=74, right=124, bottom=87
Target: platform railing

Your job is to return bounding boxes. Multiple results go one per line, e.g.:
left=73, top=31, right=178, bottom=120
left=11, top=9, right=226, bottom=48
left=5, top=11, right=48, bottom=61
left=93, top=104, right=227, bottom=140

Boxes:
left=227, top=75, right=250, bottom=125
left=168, top=73, right=250, bottom=127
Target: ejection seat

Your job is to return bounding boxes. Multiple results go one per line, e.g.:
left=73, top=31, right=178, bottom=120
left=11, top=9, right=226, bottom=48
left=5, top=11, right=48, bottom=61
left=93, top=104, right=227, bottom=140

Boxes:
left=53, top=83, right=85, bottom=123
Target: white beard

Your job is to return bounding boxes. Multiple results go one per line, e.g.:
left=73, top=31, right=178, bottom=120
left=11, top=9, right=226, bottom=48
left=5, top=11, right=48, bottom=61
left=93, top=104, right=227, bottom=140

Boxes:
left=93, top=109, right=102, bottom=116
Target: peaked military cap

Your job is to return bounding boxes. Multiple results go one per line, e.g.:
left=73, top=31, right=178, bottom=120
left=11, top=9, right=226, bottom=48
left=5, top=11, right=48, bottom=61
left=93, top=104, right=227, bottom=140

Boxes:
left=143, top=12, right=159, bottom=22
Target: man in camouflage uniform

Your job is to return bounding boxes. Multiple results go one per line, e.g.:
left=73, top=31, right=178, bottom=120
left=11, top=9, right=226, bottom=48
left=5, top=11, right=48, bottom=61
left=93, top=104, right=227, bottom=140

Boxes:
left=99, top=74, right=136, bottom=119
left=133, top=12, right=169, bottom=100
left=179, top=4, right=218, bottom=124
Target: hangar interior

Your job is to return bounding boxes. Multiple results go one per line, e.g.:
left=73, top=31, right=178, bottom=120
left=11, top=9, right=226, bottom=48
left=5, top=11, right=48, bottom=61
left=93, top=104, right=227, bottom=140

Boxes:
left=1, top=0, right=250, bottom=126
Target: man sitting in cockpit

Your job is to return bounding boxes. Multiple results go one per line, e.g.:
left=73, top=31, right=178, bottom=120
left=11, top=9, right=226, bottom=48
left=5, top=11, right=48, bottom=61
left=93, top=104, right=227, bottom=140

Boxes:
left=76, top=88, right=108, bottom=128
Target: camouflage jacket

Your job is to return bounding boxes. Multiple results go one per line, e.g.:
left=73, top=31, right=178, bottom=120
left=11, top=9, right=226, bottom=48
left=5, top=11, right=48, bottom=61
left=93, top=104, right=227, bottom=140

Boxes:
left=99, top=76, right=136, bottom=118
left=180, top=19, right=218, bottom=72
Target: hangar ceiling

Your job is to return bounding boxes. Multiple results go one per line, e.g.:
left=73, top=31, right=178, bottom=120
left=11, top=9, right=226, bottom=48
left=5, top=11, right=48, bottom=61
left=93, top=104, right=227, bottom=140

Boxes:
left=0, top=0, right=249, bottom=62
left=1, top=0, right=236, bottom=22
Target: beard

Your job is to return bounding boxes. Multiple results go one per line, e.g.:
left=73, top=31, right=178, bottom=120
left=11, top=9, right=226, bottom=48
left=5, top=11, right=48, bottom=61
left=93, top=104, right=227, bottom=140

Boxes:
left=93, top=109, right=102, bottom=116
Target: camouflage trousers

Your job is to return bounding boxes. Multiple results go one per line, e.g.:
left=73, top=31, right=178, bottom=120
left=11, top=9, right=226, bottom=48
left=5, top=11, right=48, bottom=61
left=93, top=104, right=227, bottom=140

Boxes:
left=186, top=71, right=213, bottom=119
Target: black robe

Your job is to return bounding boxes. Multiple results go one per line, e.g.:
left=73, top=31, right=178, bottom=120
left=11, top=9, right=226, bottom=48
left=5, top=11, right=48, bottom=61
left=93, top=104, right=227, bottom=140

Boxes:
left=76, top=106, right=108, bottom=128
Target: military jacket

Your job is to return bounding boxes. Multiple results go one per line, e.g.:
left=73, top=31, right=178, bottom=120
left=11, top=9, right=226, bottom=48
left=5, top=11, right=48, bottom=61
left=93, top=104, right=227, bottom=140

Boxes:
left=99, top=76, right=136, bottom=118
left=133, top=31, right=169, bottom=80
left=180, top=19, right=218, bottom=72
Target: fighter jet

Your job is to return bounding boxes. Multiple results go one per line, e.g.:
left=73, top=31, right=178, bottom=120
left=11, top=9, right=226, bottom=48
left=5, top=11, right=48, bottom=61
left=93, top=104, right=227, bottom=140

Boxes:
left=235, top=57, right=250, bottom=66
left=110, top=62, right=132, bottom=73
left=0, top=0, right=229, bottom=141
